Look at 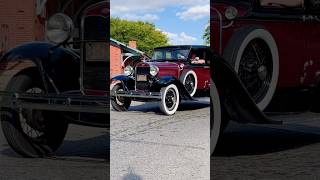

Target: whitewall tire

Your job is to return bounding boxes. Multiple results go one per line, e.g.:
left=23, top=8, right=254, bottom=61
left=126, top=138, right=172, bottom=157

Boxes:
left=160, top=84, right=180, bottom=115
left=181, top=70, right=198, bottom=97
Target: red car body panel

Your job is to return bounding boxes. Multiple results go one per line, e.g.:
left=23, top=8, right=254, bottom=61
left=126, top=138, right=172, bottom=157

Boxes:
left=211, top=1, right=320, bottom=89
left=136, top=62, right=210, bottom=90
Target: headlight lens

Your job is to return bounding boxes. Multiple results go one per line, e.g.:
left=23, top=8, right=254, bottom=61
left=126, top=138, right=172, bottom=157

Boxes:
left=225, top=6, right=238, bottom=21
left=124, top=66, right=134, bottom=76
left=150, top=65, right=159, bottom=77
left=46, top=13, right=74, bottom=44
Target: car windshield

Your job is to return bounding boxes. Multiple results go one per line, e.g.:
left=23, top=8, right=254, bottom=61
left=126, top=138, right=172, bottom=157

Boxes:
left=151, top=48, right=190, bottom=61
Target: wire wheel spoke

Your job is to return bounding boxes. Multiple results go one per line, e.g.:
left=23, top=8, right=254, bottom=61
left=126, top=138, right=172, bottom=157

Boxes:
left=239, top=39, right=273, bottom=103
left=19, top=87, right=45, bottom=139
left=165, top=89, right=176, bottom=110
left=185, top=75, right=195, bottom=94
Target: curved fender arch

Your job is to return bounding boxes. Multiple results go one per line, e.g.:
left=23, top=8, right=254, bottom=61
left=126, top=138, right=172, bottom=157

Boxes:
left=110, top=75, right=135, bottom=91
left=152, top=76, right=193, bottom=100
left=211, top=53, right=281, bottom=125
left=1, top=42, right=80, bottom=92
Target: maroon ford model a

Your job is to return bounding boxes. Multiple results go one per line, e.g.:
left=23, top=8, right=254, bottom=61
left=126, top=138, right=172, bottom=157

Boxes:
left=111, top=46, right=211, bottom=115
left=0, top=0, right=108, bottom=157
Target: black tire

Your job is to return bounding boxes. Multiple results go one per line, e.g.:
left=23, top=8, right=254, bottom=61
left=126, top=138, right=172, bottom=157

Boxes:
left=111, top=84, right=131, bottom=111
left=1, top=73, right=68, bottom=157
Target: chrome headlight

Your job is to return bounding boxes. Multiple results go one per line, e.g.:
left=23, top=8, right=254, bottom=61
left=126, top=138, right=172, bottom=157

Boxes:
left=46, top=13, right=74, bottom=44
left=150, top=65, right=159, bottom=77
left=124, top=66, right=134, bottom=76
left=225, top=6, right=238, bottom=21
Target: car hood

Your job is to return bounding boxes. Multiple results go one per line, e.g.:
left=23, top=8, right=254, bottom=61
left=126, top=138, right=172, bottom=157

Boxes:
left=137, top=61, right=181, bottom=69
left=136, top=61, right=182, bottom=78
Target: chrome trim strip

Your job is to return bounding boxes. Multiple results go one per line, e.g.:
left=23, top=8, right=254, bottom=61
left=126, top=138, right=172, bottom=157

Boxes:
left=212, top=7, right=223, bottom=55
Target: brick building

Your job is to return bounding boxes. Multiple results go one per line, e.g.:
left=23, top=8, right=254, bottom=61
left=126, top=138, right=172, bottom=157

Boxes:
left=110, top=38, right=144, bottom=78
left=0, top=0, right=85, bottom=55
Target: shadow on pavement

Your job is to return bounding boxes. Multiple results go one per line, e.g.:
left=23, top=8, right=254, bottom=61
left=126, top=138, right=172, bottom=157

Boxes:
left=56, top=134, right=109, bottom=160
left=1, top=134, right=109, bottom=163
left=214, top=123, right=320, bottom=157
left=128, top=100, right=210, bottom=114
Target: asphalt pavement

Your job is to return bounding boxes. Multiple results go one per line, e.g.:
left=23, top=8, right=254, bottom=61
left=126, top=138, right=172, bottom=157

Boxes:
left=0, top=124, right=109, bottom=180
left=110, top=99, right=211, bottom=180
left=1, top=98, right=320, bottom=180
left=212, top=112, right=320, bottom=180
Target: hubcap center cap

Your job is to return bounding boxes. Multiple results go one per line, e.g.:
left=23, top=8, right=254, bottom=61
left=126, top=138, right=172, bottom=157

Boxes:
left=257, top=65, right=267, bottom=80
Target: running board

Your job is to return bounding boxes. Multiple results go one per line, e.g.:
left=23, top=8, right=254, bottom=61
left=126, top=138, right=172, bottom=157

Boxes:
left=0, top=91, right=109, bottom=114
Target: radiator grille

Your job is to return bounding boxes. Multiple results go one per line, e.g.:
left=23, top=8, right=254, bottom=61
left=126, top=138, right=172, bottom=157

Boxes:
left=136, top=67, right=150, bottom=75
left=135, top=67, right=150, bottom=91
left=82, top=15, right=108, bottom=91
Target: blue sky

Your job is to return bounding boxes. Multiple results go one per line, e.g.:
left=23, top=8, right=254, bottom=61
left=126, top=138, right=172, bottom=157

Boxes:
left=110, top=0, right=209, bottom=45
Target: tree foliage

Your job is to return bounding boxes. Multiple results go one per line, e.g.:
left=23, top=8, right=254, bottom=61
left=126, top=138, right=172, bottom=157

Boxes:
left=203, top=23, right=210, bottom=46
left=110, top=18, right=169, bottom=56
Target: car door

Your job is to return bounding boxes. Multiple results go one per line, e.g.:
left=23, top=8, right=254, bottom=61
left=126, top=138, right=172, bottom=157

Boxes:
left=303, top=0, right=320, bottom=86
left=188, top=48, right=211, bottom=90
left=254, top=0, right=306, bottom=88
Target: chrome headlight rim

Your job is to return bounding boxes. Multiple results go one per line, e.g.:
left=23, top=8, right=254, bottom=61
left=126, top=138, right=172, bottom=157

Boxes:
left=225, top=6, right=238, bottom=21
left=45, top=13, right=74, bottom=44
left=124, top=66, right=134, bottom=76
left=150, top=65, right=159, bottom=77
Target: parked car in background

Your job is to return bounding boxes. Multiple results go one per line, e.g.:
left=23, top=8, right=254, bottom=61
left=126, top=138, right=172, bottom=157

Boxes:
left=0, top=0, right=109, bottom=157
left=111, top=45, right=211, bottom=115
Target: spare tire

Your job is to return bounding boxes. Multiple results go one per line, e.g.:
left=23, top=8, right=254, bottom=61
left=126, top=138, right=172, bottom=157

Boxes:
left=180, top=70, right=198, bottom=97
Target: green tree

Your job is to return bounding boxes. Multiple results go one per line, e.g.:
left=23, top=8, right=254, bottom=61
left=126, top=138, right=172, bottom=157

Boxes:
left=110, top=18, right=169, bottom=56
left=203, top=23, right=210, bottom=46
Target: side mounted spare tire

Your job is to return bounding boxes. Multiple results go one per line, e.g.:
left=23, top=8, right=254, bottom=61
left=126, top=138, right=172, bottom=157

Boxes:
left=223, top=27, right=279, bottom=110
left=180, top=70, right=198, bottom=97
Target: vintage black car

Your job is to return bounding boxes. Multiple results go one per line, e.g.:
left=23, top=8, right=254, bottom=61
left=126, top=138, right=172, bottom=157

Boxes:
left=0, top=0, right=108, bottom=157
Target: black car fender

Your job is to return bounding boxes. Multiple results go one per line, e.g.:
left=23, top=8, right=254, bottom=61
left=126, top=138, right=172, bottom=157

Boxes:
left=0, top=42, right=80, bottom=93
left=110, top=75, right=135, bottom=91
left=211, top=54, right=281, bottom=124
left=151, top=76, right=193, bottom=100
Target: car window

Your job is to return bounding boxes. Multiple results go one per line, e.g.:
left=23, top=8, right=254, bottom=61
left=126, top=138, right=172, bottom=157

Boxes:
left=189, top=49, right=209, bottom=66
left=153, top=51, right=163, bottom=60
left=166, top=52, right=172, bottom=59
left=152, top=48, right=190, bottom=61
